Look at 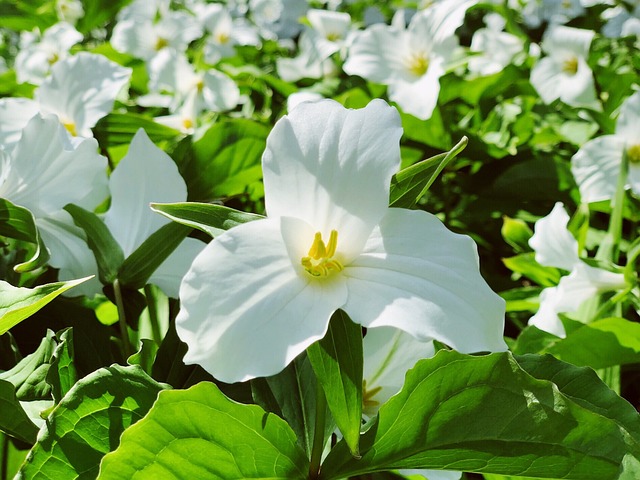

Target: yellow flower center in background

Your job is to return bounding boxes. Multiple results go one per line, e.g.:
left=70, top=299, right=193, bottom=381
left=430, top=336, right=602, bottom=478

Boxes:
left=215, top=32, right=230, bottom=45
left=326, top=32, right=341, bottom=42
left=301, top=230, right=343, bottom=278
left=48, top=53, right=59, bottom=65
left=182, top=118, right=194, bottom=130
left=63, top=121, right=77, bottom=136
left=406, top=52, right=430, bottom=77
left=628, top=144, right=640, bottom=164
left=562, top=56, right=578, bottom=75
left=155, top=37, right=169, bottom=51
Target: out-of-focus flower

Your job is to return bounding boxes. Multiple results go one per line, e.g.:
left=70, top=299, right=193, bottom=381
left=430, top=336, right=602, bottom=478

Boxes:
left=468, top=13, right=523, bottom=76
left=511, top=0, right=585, bottom=28
left=0, top=52, right=131, bottom=148
left=56, top=0, right=84, bottom=24
left=572, top=91, right=640, bottom=202
left=343, top=0, right=475, bottom=120
left=528, top=203, right=627, bottom=337
left=14, top=22, right=83, bottom=85
left=176, top=99, right=506, bottom=383
left=530, top=25, right=600, bottom=110
left=602, top=4, right=640, bottom=38
left=249, top=0, right=309, bottom=40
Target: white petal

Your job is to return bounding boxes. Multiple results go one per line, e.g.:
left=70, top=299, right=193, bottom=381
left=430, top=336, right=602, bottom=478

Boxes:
left=343, top=209, right=507, bottom=353
left=387, top=60, right=445, bottom=120
left=111, top=19, right=157, bottom=59
left=148, top=237, right=205, bottom=298
left=36, top=52, right=132, bottom=136
left=558, top=57, right=599, bottom=110
left=528, top=202, right=579, bottom=270
left=0, top=98, right=40, bottom=148
left=571, top=135, right=625, bottom=202
left=1, top=114, right=108, bottom=218
left=201, top=70, right=240, bottom=112
left=530, top=57, right=563, bottom=104
left=616, top=90, right=640, bottom=143
left=363, top=327, right=434, bottom=415
left=176, top=217, right=348, bottom=383
left=104, top=129, right=187, bottom=257
left=37, top=214, right=102, bottom=298
left=262, top=99, right=402, bottom=261
left=542, top=25, right=594, bottom=59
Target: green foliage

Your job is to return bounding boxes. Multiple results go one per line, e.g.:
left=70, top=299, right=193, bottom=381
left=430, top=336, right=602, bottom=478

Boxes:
left=97, top=382, right=310, bottom=479
left=0, top=198, right=49, bottom=273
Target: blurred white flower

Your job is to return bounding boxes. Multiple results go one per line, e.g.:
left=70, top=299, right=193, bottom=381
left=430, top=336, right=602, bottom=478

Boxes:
left=56, top=0, right=84, bottom=24
left=468, top=14, right=523, bottom=76
left=249, top=0, right=309, bottom=40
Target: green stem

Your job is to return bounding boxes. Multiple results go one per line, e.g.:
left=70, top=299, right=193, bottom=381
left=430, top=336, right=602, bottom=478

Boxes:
left=1, top=432, right=8, bottom=480
left=113, top=279, right=132, bottom=359
left=596, top=148, right=628, bottom=263
left=144, top=285, right=163, bottom=346
left=309, top=382, right=327, bottom=480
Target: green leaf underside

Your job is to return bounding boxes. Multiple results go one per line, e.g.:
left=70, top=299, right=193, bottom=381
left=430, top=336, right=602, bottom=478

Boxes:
left=0, top=277, right=91, bottom=335
left=97, top=382, right=309, bottom=480
left=64, top=204, right=125, bottom=284
left=307, top=310, right=363, bottom=458
left=319, top=350, right=640, bottom=480
left=19, top=365, right=166, bottom=480
left=389, top=136, right=467, bottom=209
left=150, top=202, right=263, bottom=238
left=117, top=222, right=192, bottom=289
left=0, top=379, right=39, bottom=444
left=0, top=198, right=50, bottom=272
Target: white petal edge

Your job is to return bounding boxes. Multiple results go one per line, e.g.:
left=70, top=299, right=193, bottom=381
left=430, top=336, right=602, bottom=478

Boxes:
left=528, top=202, right=579, bottom=271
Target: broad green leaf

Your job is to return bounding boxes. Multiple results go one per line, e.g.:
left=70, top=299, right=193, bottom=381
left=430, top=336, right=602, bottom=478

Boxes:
left=0, top=379, right=39, bottom=444
left=252, top=354, right=328, bottom=459
left=92, top=113, right=181, bottom=147
left=0, top=278, right=91, bottom=335
left=150, top=202, right=263, bottom=237
left=307, top=310, right=363, bottom=458
left=0, top=198, right=50, bottom=273
left=174, top=119, right=269, bottom=201
left=500, top=286, right=542, bottom=313
left=0, top=0, right=57, bottom=31
left=65, top=204, right=125, bottom=284
left=0, top=432, right=31, bottom=479
left=389, top=137, right=467, bottom=209
left=19, top=365, right=167, bottom=480
left=502, top=253, right=562, bottom=287
left=45, top=328, right=77, bottom=404
left=97, top=382, right=310, bottom=480
left=319, top=350, right=640, bottom=480
left=117, top=222, right=192, bottom=289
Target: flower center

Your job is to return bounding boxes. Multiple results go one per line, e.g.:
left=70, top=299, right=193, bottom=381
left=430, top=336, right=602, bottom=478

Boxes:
left=326, top=31, right=341, bottom=42
left=301, top=230, right=343, bottom=278
left=63, top=121, right=77, bottom=136
left=215, top=32, right=230, bottom=45
left=182, top=118, right=194, bottom=130
left=155, top=36, right=169, bottom=51
left=405, top=52, right=429, bottom=77
left=362, top=379, right=382, bottom=415
left=562, top=55, right=578, bottom=75
left=628, top=144, right=640, bottom=164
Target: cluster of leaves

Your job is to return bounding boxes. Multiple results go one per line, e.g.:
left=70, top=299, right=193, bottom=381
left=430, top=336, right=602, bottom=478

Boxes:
left=1, top=0, right=640, bottom=479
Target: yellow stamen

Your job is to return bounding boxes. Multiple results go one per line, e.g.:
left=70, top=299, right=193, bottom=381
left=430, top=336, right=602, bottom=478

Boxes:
left=63, top=121, right=77, bottom=136
left=48, top=53, right=59, bottom=65
left=182, top=118, right=194, bottom=130
left=301, top=230, right=343, bottom=278
left=326, top=32, right=340, bottom=42
left=155, top=37, right=169, bottom=51
left=215, top=32, right=230, bottom=44
left=362, top=380, right=382, bottom=414
left=406, top=53, right=429, bottom=77
left=628, top=144, right=640, bottom=164
left=562, top=56, right=578, bottom=75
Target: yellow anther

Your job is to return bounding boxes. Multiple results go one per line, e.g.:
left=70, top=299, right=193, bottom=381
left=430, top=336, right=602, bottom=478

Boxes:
left=628, top=144, right=640, bottom=164
left=406, top=53, right=429, bottom=77
left=182, top=118, right=194, bottom=130
left=362, top=380, right=383, bottom=415
left=301, top=230, right=343, bottom=278
left=326, top=32, right=340, bottom=42
left=196, top=78, right=205, bottom=92
left=48, top=53, right=59, bottom=65
left=215, top=32, right=230, bottom=44
left=63, top=121, right=77, bottom=136
left=562, top=56, right=578, bottom=75
left=155, top=37, right=169, bottom=51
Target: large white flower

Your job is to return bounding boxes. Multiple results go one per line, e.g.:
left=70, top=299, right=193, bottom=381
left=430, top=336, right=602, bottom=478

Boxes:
left=530, top=25, right=600, bottom=110
left=528, top=203, right=627, bottom=337
left=176, top=99, right=506, bottom=383
left=0, top=52, right=131, bottom=148
left=571, top=91, right=640, bottom=202
left=343, top=0, right=474, bottom=120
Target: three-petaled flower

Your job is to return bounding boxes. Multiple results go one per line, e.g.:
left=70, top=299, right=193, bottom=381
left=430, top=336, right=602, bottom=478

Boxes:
left=176, top=99, right=506, bottom=383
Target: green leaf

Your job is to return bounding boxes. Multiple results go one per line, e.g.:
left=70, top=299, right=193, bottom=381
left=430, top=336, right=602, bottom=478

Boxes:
left=252, top=354, right=328, bottom=459
left=92, top=113, right=181, bottom=147
left=75, top=0, right=134, bottom=34
left=150, top=202, right=263, bottom=237
left=65, top=204, right=125, bottom=284
left=0, top=198, right=50, bottom=273
left=307, top=310, right=363, bottom=458
left=319, top=350, right=640, bottom=479
left=389, top=137, right=467, bottom=209
left=501, top=216, right=533, bottom=253
left=174, top=119, right=269, bottom=201
left=502, top=253, right=562, bottom=287
left=117, top=222, right=192, bottom=289
left=0, top=379, right=39, bottom=444
left=19, top=365, right=167, bottom=480
left=127, top=339, right=159, bottom=376
left=97, top=382, right=310, bottom=479
left=0, top=278, right=91, bottom=335
left=45, top=328, right=77, bottom=404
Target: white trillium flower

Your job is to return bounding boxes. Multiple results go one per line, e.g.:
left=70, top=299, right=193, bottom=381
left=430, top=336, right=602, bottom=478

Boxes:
left=0, top=114, right=109, bottom=296
left=468, top=14, right=523, bottom=76
left=343, top=0, right=475, bottom=120
left=572, top=91, right=640, bottom=202
left=56, top=0, right=84, bottom=24
left=602, top=5, right=640, bottom=38
left=0, top=52, right=132, bottom=148
left=249, top=0, right=309, bottom=40
left=199, top=3, right=260, bottom=64
left=14, top=22, right=83, bottom=85
left=511, top=0, right=585, bottom=28
left=176, top=99, right=506, bottom=383
left=530, top=25, right=600, bottom=110
left=527, top=203, right=627, bottom=337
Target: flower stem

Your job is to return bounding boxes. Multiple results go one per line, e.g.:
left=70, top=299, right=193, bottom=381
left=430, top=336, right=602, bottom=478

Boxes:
left=113, top=279, right=132, bottom=359
left=144, top=285, right=163, bottom=346
left=309, top=381, right=327, bottom=479
left=596, top=148, right=628, bottom=263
